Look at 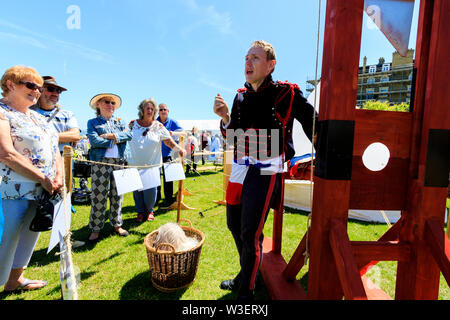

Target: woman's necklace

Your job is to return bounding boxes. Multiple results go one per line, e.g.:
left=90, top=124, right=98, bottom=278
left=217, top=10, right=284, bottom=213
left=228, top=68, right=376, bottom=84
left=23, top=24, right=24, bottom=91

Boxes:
left=137, top=119, right=153, bottom=128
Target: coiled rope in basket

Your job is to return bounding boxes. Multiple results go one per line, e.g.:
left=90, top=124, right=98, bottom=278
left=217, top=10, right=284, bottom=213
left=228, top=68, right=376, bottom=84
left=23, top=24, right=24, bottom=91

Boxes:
left=144, top=219, right=205, bottom=292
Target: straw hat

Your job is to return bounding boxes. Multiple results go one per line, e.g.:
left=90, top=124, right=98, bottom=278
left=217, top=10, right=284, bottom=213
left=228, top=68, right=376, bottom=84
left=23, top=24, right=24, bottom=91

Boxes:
left=89, top=93, right=122, bottom=110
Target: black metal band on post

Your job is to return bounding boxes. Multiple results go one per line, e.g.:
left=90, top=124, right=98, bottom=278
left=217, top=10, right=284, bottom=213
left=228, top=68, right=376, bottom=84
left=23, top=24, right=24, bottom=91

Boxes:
left=314, top=120, right=355, bottom=180
left=424, top=129, right=450, bottom=187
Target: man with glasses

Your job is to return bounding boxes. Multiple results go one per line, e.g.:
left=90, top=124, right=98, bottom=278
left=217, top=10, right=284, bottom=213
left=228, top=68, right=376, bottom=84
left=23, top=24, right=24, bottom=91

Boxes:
left=31, top=76, right=81, bottom=152
left=31, top=76, right=84, bottom=248
left=156, top=103, right=184, bottom=205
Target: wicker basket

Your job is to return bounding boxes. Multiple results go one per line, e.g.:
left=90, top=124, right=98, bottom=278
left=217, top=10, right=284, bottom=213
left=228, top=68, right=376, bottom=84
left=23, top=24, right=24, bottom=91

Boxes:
left=144, top=219, right=205, bottom=292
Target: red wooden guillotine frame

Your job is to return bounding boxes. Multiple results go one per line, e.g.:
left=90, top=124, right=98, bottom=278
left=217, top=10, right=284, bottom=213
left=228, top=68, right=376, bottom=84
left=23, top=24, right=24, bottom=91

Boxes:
left=260, top=0, right=450, bottom=300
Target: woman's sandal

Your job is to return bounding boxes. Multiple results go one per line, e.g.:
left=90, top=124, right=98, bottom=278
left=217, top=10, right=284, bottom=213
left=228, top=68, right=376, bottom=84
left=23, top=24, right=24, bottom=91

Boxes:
left=88, top=232, right=100, bottom=243
left=147, top=212, right=155, bottom=221
left=136, top=213, right=146, bottom=222
left=114, top=228, right=129, bottom=237
left=3, top=278, right=48, bottom=293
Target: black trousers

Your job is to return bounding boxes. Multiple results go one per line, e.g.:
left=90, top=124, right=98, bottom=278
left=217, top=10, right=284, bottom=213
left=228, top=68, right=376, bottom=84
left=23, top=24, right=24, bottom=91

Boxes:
left=226, top=166, right=281, bottom=292
left=157, top=156, right=175, bottom=203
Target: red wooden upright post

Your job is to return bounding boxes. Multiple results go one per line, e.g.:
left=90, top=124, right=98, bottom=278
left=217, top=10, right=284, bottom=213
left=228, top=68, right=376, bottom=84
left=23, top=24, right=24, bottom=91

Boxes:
left=307, top=0, right=364, bottom=299
left=395, top=0, right=450, bottom=300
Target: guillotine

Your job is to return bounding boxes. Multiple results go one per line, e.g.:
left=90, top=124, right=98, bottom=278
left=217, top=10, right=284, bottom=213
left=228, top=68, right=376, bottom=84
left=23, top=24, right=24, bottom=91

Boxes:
left=260, top=0, right=450, bottom=300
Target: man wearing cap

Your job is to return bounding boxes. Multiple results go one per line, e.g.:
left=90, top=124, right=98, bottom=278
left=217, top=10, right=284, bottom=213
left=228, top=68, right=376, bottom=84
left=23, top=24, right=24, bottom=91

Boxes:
left=156, top=103, right=185, bottom=205
left=31, top=76, right=81, bottom=151
left=31, top=76, right=84, bottom=248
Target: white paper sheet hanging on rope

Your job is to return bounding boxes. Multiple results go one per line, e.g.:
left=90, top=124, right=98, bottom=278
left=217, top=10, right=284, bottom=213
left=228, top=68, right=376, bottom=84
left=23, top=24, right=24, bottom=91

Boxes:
left=48, top=193, right=71, bottom=254
left=163, top=162, right=185, bottom=182
left=139, top=167, right=161, bottom=190
left=113, top=168, right=143, bottom=196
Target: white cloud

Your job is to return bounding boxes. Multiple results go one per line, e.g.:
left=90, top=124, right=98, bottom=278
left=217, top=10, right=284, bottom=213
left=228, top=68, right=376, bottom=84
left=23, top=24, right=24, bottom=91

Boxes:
left=0, top=31, right=47, bottom=49
left=180, top=0, right=232, bottom=37
left=198, top=73, right=234, bottom=94
left=0, top=19, right=113, bottom=64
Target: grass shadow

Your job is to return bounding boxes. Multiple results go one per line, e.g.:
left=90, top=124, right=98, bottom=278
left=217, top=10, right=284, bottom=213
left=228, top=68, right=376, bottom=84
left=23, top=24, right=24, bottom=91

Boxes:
left=283, top=207, right=311, bottom=216
left=28, top=247, right=60, bottom=268
left=119, top=271, right=187, bottom=300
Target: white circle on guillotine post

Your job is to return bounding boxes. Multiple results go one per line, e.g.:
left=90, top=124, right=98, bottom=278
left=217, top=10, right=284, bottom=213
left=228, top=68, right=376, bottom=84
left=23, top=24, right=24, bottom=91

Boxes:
left=362, top=142, right=390, bottom=172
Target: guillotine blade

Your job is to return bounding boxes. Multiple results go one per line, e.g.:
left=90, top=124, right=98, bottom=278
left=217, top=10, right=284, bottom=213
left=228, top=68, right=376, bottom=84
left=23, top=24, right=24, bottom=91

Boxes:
left=364, top=0, right=415, bottom=57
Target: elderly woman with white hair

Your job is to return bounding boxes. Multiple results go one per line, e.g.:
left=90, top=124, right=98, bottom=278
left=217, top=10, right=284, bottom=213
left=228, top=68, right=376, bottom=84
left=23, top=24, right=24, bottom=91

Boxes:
left=86, top=93, right=132, bottom=243
left=128, top=98, right=185, bottom=222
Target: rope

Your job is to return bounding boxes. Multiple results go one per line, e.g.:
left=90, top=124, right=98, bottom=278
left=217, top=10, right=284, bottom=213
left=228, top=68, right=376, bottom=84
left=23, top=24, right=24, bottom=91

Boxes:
left=73, top=150, right=221, bottom=169
left=184, top=158, right=227, bottom=194
left=304, top=0, right=322, bottom=266
left=380, top=210, right=392, bottom=228
left=73, top=155, right=181, bottom=169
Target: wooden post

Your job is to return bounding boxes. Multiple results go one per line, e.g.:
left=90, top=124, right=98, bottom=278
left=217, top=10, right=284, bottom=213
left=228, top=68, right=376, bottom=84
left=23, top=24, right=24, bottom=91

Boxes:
left=395, top=0, right=450, bottom=299
left=161, top=136, right=195, bottom=219
left=61, top=145, right=78, bottom=300
left=307, top=0, right=364, bottom=299
left=63, top=146, right=73, bottom=194
left=213, top=149, right=232, bottom=206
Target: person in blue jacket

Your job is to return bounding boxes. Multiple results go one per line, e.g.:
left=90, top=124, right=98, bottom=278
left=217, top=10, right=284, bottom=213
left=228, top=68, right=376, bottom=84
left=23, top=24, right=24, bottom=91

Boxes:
left=86, top=93, right=132, bottom=243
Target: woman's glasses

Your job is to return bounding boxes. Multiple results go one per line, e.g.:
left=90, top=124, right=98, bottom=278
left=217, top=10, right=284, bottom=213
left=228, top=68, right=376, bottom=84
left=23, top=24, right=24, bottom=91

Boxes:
left=19, top=81, right=44, bottom=93
left=103, top=100, right=116, bottom=105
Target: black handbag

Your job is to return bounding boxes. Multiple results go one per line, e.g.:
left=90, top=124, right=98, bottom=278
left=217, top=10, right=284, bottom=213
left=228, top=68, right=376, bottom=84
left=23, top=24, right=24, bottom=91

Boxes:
left=29, top=190, right=58, bottom=232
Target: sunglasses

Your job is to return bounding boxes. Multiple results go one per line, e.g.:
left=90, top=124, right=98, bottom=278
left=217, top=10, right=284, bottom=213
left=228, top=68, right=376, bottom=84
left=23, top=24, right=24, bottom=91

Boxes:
left=103, top=100, right=116, bottom=105
left=45, top=86, right=63, bottom=94
left=143, top=128, right=149, bottom=137
left=159, top=108, right=167, bottom=111
left=19, top=81, right=44, bottom=93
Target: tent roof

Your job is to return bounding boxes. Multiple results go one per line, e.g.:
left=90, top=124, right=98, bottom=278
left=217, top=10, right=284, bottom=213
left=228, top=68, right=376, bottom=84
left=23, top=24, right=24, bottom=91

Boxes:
left=178, top=119, right=221, bottom=132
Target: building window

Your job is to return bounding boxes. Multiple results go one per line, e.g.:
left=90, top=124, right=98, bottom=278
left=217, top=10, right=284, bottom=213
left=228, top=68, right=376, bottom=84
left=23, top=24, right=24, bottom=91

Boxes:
left=366, top=88, right=374, bottom=100
left=382, top=64, right=390, bottom=72
left=367, top=77, right=375, bottom=84
left=369, top=66, right=377, bottom=73
left=380, top=87, right=389, bottom=93
left=381, top=77, right=389, bottom=83
left=407, top=85, right=411, bottom=91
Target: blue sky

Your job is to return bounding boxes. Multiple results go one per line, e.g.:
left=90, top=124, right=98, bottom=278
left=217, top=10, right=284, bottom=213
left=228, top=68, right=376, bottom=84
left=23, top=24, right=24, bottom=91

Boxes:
left=0, top=0, right=420, bottom=129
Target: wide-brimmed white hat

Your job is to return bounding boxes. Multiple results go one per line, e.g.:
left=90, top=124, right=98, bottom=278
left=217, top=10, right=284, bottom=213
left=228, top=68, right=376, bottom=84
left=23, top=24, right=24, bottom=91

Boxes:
left=89, top=93, right=122, bottom=110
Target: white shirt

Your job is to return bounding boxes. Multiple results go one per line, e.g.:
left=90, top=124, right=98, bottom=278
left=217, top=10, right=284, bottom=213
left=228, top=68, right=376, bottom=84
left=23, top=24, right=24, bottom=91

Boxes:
left=128, top=120, right=171, bottom=166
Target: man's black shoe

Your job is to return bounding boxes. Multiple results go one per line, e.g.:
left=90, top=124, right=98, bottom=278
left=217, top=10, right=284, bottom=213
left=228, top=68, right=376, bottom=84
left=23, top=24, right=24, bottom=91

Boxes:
left=236, top=289, right=254, bottom=301
left=220, top=279, right=237, bottom=291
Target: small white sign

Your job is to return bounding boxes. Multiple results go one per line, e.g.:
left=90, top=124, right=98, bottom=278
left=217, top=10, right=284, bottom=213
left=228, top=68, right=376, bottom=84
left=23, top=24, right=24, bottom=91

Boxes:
left=163, top=162, right=186, bottom=182
left=48, top=193, right=71, bottom=254
left=139, top=167, right=161, bottom=190
left=113, top=168, right=144, bottom=196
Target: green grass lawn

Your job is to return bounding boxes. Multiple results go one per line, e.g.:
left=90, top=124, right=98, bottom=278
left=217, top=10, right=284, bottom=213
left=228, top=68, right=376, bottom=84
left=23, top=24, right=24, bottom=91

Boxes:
left=1, top=164, right=449, bottom=300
